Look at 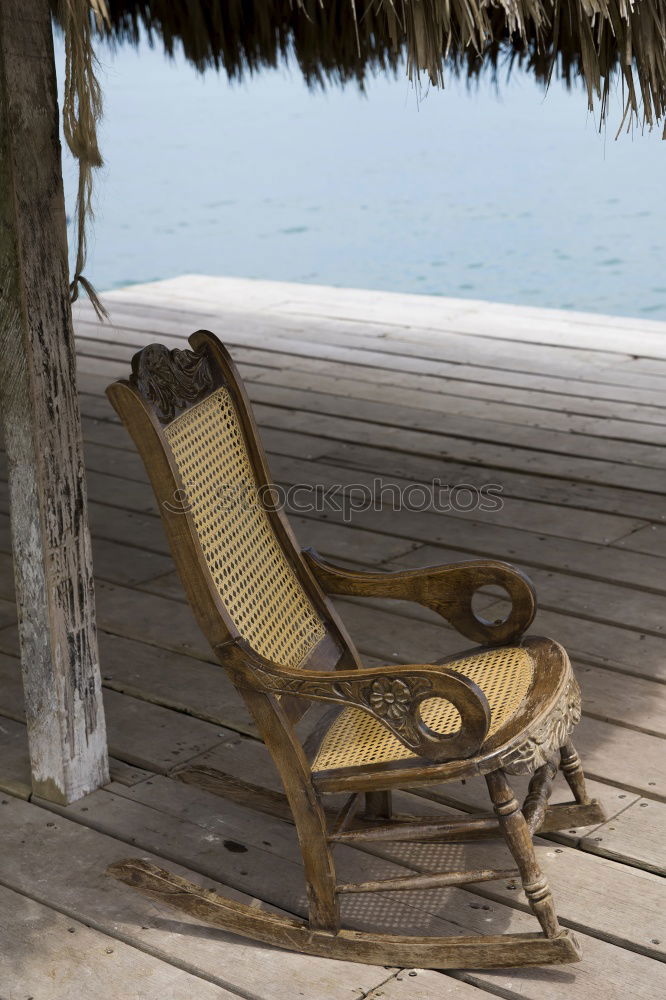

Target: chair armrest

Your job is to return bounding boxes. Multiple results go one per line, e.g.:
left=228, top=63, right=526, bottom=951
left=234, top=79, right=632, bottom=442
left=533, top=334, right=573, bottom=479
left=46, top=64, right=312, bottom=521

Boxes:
left=216, top=638, right=490, bottom=764
left=303, top=548, right=536, bottom=646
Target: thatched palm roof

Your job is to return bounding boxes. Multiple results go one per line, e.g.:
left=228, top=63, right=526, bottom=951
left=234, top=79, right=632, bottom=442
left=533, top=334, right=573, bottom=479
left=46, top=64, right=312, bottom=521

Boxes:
left=66, top=1, right=666, bottom=133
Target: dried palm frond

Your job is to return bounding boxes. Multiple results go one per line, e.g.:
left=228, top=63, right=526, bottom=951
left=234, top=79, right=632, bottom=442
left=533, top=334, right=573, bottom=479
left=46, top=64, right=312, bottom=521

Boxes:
left=52, top=0, right=666, bottom=133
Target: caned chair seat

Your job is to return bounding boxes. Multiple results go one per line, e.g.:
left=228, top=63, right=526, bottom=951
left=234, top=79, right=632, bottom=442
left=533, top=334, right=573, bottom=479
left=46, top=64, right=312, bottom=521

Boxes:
left=312, top=645, right=535, bottom=772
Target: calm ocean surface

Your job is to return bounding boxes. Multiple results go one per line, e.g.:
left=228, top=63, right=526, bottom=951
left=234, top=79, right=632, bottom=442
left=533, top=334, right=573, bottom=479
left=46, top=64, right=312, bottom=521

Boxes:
left=56, top=37, right=666, bottom=320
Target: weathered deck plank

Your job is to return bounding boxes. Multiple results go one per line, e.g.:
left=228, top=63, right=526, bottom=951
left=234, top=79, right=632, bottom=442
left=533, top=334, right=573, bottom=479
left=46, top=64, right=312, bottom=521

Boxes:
left=0, top=883, right=237, bottom=999
left=76, top=332, right=666, bottom=425
left=0, top=797, right=396, bottom=1000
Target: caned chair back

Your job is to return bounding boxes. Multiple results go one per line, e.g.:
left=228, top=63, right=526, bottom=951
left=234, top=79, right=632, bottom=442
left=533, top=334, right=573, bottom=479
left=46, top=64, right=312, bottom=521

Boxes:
left=107, top=331, right=361, bottom=720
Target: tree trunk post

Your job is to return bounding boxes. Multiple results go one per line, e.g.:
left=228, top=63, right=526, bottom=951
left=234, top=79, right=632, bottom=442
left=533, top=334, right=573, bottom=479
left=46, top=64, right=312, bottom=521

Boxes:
left=0, top=0, right=109, bottom=802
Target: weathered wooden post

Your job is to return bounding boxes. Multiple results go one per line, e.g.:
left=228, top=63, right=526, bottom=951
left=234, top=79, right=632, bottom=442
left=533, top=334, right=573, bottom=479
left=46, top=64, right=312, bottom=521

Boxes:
left=0, top=0, right=108, bottom=802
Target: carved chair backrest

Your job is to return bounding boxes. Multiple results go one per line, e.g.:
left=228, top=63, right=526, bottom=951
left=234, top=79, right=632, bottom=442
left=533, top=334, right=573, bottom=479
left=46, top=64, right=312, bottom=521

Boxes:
left=107, top=332, right=361, bottom=723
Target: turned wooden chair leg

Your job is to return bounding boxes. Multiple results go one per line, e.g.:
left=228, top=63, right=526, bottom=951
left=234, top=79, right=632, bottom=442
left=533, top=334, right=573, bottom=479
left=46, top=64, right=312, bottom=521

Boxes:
left=486, top=769, right=562, bottom=939
left=363, top=790, right=392, bottom=820
left=559, top=740, right=591, bottom=805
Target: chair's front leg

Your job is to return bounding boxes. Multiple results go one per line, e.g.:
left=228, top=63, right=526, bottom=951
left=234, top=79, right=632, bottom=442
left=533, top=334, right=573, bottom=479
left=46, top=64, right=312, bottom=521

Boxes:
left=486, top=769, right=562, bottom=939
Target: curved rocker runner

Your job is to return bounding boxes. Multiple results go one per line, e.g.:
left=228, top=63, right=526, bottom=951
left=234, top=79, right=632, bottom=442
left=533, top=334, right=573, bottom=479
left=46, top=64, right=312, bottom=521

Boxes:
left=106, top=331, right=605, bottom=969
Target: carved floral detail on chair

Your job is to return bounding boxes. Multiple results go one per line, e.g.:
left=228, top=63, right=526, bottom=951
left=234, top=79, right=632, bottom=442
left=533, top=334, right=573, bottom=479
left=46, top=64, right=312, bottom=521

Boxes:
left=368, top=678, right=412, bottom=722
left=226, top=655, right=440, bottom=752
left=501, top=673, right=581, bottom=775
left=131, top=343, right=213, bottom=422
left=326, top=674, right=434, bottom=743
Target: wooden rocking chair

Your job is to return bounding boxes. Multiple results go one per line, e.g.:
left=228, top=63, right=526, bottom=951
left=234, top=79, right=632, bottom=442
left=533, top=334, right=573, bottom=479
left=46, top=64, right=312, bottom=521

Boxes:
left=106, top=331, right=604, bottom=970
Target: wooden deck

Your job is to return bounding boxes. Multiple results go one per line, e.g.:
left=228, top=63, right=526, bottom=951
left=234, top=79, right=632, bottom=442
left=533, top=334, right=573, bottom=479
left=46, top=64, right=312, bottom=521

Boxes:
left=1, top=274, right=665, bottom=997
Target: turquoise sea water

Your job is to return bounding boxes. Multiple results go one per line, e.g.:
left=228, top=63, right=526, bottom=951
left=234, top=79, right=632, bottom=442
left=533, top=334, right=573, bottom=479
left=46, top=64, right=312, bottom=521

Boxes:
left=56, top=37, right=666, bottom=319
